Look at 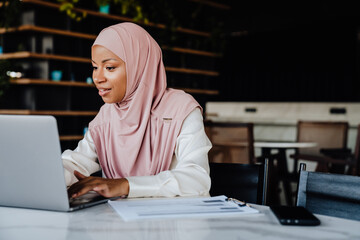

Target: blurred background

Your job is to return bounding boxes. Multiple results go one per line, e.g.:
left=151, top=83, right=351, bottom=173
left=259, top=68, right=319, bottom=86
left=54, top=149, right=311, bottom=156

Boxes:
left=1, top=0, right=360, bottom=205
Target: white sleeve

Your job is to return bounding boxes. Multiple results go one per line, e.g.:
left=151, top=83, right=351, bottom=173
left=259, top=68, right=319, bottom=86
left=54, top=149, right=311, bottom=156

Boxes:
left=126, top=108, right=212, bottom=198
left=62, top=130, right=101, bottom=186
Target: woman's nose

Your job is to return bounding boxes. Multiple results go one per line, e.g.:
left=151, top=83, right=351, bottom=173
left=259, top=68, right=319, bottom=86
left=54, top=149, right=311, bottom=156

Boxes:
left=93, top=70, right=105, bottom=84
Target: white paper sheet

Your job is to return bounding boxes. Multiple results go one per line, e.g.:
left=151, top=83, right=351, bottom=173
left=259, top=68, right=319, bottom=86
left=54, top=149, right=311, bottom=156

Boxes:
left=108, top=195, right=259, bottom=221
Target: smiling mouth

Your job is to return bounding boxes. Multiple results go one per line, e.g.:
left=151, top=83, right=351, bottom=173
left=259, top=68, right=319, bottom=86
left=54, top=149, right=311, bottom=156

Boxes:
left=98, top=88, right=111, bottom=97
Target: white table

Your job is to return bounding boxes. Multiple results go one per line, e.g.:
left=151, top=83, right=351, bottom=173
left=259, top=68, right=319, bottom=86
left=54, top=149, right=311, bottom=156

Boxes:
left=1, top=201, right=359, bottom=240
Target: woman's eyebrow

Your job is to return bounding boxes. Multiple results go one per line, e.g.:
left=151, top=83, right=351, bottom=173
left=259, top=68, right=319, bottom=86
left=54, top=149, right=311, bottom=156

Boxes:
left=102, top=58, right=119, bottom=63
left=91, top=58, right=119, bottom=64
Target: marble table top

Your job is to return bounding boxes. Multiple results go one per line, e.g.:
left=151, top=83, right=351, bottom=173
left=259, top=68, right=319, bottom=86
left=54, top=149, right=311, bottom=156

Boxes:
left=254, top=141, right=317, bottom=149
left=1, top=200, right=359, bottom=240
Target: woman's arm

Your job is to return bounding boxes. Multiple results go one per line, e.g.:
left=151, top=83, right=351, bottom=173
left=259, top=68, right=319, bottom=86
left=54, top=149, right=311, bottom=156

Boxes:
left=126, top=107, right=212, bottom=197
left=62, top=130, right=101, bottom=186
left=63, top=130, right=130, bottom=198
left=66, top=108, right=211, bottom=199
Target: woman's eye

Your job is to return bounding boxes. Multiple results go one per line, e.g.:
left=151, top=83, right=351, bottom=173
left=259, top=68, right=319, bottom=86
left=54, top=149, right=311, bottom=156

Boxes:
left=106, top=67, right=115, bottom=71
left=92, top=66, right=97, bottom=71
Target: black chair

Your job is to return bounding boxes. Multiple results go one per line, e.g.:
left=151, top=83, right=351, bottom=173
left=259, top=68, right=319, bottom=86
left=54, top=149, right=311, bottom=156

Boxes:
left=296, top=163, right=360, bottom=221
left=209, top=159, right=269, bottom=205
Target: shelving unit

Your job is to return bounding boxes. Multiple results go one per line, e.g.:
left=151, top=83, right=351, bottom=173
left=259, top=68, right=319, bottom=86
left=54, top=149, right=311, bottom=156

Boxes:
left=10, top=78, right=95, bottom=87
left=0, top=0, right=226, bottom=150
left=9, top=79, right=219, bottom=95
left=0, top=25, right=222, bottom=57
left=188, top=0, right=231, bottom=10
left=0, top=51, right=219, bottom=76
left=0, top=109, right=97, bottom=116
left=21, top=0, right=213, bottom=37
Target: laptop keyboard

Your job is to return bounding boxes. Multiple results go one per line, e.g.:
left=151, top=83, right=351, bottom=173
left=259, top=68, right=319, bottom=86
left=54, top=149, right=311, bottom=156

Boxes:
left=69, top=191, right=106, bottom=207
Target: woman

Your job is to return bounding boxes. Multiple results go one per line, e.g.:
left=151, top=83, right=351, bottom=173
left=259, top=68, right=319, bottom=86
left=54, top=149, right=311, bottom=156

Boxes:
left=62, top=22, right=212, bottom=199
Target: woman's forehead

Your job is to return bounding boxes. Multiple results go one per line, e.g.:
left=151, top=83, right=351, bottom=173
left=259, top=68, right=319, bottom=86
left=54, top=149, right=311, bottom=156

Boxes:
left=92, top=45, right=124, bottom=63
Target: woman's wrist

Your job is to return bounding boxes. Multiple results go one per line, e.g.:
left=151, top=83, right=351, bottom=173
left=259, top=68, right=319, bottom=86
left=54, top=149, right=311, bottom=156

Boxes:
left=112, top=178, right=129, bottom=197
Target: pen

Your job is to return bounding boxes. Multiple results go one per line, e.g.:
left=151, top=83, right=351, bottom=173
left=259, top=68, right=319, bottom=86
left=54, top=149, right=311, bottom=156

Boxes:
left=226, top=198, right=251, bottom=207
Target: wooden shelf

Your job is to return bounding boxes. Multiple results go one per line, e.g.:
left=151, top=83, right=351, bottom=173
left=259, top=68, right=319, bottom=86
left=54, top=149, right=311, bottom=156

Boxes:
left=189, top=0, right=230, bottom=10
left=0, top=24, right=96, bottom=39
left=59, top=135, right=84, bottom=141
left=0, top=25, right=221, bottom=58
left=22, top=0, right=211, bottom=37
left=0, top=51, right=89, bottom=63
left=10, top=79, right=95, bottom=87
left=161, top=45, right=221, bottom=57
left=0, top=110, right=97, bottom=116
left=10, top=79, right=219, bottom=95
left=1, top=52, right=219, bottom=76
left=165, top=66, right=219, bottom=76
left=179, top=88, right=219, bottom=95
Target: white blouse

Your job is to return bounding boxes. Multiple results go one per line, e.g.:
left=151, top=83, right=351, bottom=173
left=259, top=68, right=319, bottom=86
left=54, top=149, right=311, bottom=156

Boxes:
left=62, top=108, right=212, bottom=198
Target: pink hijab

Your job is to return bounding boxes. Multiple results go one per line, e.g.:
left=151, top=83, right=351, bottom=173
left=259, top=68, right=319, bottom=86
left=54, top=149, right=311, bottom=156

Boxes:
left=89, top=22, right=200, bottom=179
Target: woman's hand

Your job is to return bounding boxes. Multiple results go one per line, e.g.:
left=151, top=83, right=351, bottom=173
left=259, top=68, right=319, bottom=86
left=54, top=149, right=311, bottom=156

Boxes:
left=68, top=170, right=129, bottom=199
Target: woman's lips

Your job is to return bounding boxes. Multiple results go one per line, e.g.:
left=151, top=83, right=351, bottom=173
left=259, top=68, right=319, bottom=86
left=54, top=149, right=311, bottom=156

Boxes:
left=98, top=88, right=111, bottom=97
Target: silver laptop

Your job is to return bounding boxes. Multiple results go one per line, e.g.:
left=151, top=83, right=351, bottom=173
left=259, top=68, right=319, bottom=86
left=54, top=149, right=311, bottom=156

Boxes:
left=0, top=114, right=118, bottom=211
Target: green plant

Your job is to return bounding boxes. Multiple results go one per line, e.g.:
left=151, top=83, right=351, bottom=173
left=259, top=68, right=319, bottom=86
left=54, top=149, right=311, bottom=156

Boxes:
left=0, top=0, right=22, bottom=29
left=96, top=0, right=110, bottom=7
left=57, top=0, right=147, bottom=23
left=117, top=0, right=148, bottom=23
left=57, top=0, right=87, bottom=22
left=139, top=0, right=181, bottom=44
left=0, top=60, right=11, bottom=99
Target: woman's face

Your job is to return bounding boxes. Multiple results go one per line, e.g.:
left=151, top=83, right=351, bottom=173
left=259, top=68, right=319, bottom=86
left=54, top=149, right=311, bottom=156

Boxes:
left=91, top=45, right=127, bottom=103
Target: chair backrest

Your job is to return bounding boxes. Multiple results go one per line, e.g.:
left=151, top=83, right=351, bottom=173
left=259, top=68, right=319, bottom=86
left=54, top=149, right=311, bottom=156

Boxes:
left=354, top=124, right=360, bottom=175
left=205, top=121, right=254, bottom=164
left=296, top=121, right=348, bottom=155
left=296, top=164, right=360, bottom=221
left=209, top=159, right=269, bottom=205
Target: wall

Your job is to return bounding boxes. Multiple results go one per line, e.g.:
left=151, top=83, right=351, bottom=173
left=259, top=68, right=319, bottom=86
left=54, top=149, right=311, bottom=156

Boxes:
left=206, top=101, right=360, bottom=170
left=220, top=1, right=360, bottom=102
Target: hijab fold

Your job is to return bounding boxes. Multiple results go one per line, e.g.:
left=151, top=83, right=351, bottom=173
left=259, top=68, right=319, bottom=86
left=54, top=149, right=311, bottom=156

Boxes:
left=89, top=23, right=200, bottom=178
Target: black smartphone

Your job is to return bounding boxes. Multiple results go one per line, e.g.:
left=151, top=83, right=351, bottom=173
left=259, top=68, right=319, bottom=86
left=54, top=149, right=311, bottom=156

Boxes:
left=270, top=206, right=321, bottom=226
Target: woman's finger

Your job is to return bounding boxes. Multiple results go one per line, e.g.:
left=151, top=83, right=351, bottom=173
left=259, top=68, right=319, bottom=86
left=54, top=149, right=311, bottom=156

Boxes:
left=93, top=183, right=110, bottom=197
left=74, top=170, right=86, bottom=180
left=68, top=178, right=99, bottom=197
left=70, top=183, right=97, bottom=198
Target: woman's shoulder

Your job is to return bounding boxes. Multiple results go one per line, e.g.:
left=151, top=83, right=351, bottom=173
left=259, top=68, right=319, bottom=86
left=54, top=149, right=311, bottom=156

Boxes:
left=162, top=88, right=194, bottom=101
left=153, top=88, right=201, bottom=119
left=89, top=103, right=114, bottom=128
